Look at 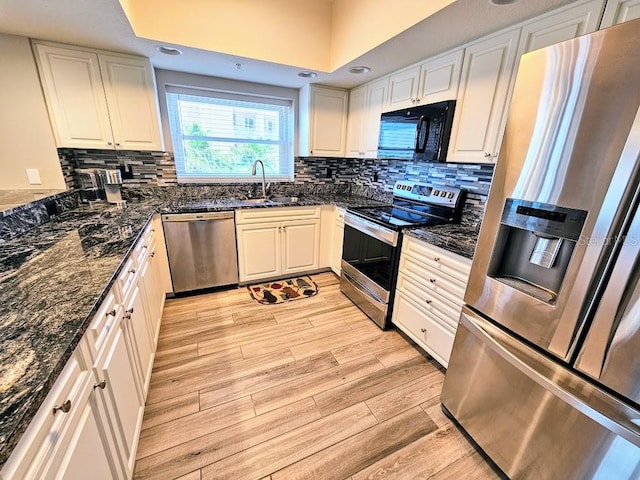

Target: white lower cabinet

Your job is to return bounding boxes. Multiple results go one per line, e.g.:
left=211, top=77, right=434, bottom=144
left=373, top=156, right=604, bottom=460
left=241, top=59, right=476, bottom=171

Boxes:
left=236, top=207, right=320, bottom=283
left=330, top=208, right=345, bottom=275
left=1, top=218, right=170, bottom=480
left=392, top=237, right=471, bottom=368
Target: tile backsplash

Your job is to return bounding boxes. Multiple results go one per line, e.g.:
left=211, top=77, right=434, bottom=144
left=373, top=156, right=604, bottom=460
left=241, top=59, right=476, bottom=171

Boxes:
left=59, top=149, right=494, bottom=209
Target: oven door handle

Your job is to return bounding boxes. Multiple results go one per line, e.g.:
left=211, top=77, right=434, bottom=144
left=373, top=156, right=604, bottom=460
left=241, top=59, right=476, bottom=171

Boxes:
left=345, top=213, right=398, bottom=247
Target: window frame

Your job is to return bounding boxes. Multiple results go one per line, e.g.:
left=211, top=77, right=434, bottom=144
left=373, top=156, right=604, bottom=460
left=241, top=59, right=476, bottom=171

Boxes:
left=165, top=84, right=295, bottom=184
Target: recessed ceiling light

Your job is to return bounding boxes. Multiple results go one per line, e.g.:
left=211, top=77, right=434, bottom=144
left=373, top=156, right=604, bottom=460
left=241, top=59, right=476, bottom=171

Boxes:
left=157, top=46, right=183, bottom=56
left=349, top=66, right=371, bottom=74
left=490, top=0, right=518, bottom=4
left=298, top=71, right=317, bottom=78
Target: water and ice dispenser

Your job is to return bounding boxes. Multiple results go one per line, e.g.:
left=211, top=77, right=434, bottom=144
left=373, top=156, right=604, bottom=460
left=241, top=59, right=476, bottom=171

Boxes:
left=488, top=199, right=587, bottom=304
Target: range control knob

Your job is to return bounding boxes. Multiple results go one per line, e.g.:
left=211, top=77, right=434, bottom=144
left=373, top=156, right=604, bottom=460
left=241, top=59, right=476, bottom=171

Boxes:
left=447, top=192, right=454, bottom=199
left=433, top=189, right=439, bottom=196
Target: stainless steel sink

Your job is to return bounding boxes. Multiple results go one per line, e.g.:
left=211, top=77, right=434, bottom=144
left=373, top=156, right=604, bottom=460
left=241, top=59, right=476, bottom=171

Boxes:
left=269, top=196, right=299, bottom=204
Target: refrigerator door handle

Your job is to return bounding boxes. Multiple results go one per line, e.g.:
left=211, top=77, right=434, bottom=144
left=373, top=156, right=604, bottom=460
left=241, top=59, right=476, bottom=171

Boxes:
left=576, top=202, right=640, bottom=387
left=459, top=310, right=640, bottom=447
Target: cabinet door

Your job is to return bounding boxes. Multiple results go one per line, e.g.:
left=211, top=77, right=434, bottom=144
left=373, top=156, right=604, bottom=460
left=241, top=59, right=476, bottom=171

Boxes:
left=516, top=0, right=604, bottom=60
left=330, top=211, right=345, bottom=275
left=363, top=77, right=388, bottom=158
left=98, top=320, right=144, bottom=476
left=32, top=43, right=114, bottom=149
left=140, top=246, right=164, bottom=345
left=44, top=384, right=118, bottom=480
left=447, top=29, right=521, bottom=164
left=237, top=222, right=282, bottom=282
left=282, top=220, right=320, bottom=275
left=386, top=65, right=420, bottom=111
left=308, top=86, right=348, bottom=157
left=124, top=284, right=154, bottom=397
left=98, top=54, right=163, bottom=151
left=417, top=49, right=463, bottom=104
left=601, top=0, right=640, bottom=26
left=346, top=85, right=367, bottom=157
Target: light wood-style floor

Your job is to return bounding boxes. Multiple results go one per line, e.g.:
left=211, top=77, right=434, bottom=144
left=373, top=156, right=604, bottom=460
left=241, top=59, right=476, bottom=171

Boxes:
left=133, top=272, right=506, bottom=480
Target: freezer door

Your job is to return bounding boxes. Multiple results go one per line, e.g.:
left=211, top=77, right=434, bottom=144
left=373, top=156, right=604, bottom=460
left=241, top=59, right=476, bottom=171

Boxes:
left=466, top=19, right=640, bottom=361
left=576, top=201, right=640, bottom=405
left=442, top=307, right=640, bottom=480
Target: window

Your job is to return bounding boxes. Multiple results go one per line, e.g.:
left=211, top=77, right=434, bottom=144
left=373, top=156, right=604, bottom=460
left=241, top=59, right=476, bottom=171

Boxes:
left=166, top=87, right=294, bottom=182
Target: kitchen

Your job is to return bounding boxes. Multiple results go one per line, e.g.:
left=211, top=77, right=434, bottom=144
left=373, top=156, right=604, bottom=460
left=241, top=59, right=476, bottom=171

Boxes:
left=1, top=0, right=640, bottom=479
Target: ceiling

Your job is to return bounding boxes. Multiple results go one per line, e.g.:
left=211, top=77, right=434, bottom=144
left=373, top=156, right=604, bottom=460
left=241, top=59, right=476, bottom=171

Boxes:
left=0, top=0, right=578, bottom=89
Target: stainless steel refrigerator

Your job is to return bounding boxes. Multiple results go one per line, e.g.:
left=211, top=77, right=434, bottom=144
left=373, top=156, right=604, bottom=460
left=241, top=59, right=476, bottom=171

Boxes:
left=441, top=18, right=640, bottom=480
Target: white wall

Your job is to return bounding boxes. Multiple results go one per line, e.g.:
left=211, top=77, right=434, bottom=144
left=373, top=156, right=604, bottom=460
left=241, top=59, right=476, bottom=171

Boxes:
left=0, top=33, right=65, bottom=190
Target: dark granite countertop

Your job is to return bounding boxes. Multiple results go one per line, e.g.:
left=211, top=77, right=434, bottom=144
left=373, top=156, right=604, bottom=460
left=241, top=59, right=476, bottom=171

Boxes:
left=402, top=209, right=484, bottom=260
left=0, top=193, right=388, bottom=467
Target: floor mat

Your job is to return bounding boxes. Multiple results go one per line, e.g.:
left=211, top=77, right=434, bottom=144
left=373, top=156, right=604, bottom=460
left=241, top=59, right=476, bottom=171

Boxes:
left=247, top=275, right=319, bottom=304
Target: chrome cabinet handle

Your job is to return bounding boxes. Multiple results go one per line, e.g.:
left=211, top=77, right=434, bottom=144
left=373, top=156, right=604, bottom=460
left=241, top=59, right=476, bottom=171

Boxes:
left=124, top=307, right=134, bottom=319
left=53, top=400, right=71, bottom=414
left=94, top=380, right=106, bottom=390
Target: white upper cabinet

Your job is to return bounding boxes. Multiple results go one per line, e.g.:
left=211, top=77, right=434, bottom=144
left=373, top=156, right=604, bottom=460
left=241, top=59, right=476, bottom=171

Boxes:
left=515, top=0, right=605, bottom=61
left=98, top=54, right=164, bottom=151
left=385, top=50, right=462, bottom=112
left=386, top=65, right=421, bottom=111
left=416, top=49, right=464, bottom=105
left=298, top=84, right=348, bottom=157
left=345, top=85, right=367, bottom=158
left=32, top=42, right=163, bottom=151
left=447, top=29, right=521, bottom=164
left=346, top=77, right=388, bottom=158
left=600, top=0, right=640, bottom=26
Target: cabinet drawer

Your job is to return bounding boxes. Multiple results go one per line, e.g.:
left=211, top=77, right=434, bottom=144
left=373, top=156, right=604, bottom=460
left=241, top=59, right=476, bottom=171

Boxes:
left=236, top=206, right=320, bottom=224
left=403, top=236, right=471, bottom=283
left=398, top=253, right=467, bottom=306
left=396, top=272, right=463, bottom=328
left=2, top=351, right=88, bottom=480
left=116, top=256, right=138, bottom=301
left=133, top=221, right=154, bottom=266
left=85, top=289, right=121, bottom=359
left=393, top=292, right=456, bottom=368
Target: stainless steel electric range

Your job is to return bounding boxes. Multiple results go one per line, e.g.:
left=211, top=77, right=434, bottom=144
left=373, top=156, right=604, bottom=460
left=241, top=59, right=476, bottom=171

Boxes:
left=340, top=181, right=466, bottom=329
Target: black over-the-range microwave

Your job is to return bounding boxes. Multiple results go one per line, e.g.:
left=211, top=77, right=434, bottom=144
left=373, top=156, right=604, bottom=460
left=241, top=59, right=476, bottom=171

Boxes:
left=377, top=100, right=456, bottom=162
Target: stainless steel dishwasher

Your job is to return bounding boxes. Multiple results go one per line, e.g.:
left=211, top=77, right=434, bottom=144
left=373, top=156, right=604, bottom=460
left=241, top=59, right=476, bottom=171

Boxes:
left=161, top=212, right=239, bottom=293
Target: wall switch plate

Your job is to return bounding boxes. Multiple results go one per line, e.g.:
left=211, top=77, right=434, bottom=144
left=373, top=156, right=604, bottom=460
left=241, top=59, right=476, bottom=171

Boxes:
left=26, top=168, right=42, bottom=185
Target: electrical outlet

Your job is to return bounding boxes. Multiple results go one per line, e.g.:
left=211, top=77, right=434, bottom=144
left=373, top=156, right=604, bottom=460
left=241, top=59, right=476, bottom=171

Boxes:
left=373, top=171, right=379, bottom=182
left=26, top=168, right=42, bottom=185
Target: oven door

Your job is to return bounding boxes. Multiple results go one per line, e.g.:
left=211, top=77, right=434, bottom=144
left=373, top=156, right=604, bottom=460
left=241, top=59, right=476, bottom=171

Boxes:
left=340, top=213, right=399, bottom=328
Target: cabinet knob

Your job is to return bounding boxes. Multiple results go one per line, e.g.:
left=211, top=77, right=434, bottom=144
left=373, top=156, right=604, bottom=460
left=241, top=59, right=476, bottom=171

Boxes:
left=433, top=257, right=440, bottom=262
left=115, top=143, right=120, bottom=147
left=150, top=252, right=156, bottom=258
left=484, top=152, right=491, bottom=157
left=425, top=299, right=432, bottom=304
left=107, top=308, right=116, bottom=317
left=429, top=278, right=437, bottom=283
left=129, top=268, right=136, bottom=274
left=124, top=307, right=134, bottom=319
left=143, top=245, right=148, bottom=249
left=421, top=328, right=427, bottom=333
left=53, top=399, right=72, bottom=415
left=107, top=141, right=113, bottom=146
left=94, top=380, right=107, bottom=390
left=415, top=98, right=421, bottom=104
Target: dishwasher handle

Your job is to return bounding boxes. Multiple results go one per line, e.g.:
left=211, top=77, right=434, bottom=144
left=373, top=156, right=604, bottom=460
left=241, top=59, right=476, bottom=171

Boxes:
left=162, top=212, right=235, bottom=222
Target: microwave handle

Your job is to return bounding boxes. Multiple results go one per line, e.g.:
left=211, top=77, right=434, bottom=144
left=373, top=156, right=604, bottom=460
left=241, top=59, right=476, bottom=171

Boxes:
left=415, top=115, right=430, bottom=153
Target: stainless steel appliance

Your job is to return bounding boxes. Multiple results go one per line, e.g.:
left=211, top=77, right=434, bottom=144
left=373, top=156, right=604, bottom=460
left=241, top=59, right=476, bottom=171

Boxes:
left=76, top=168, right=104, bottom=205
left=378, top=100, right=455, bottom=162
left=341, top=181, right=466, bottom=329
left=441, top=19, right=640, bottom=479
left=98, top=169, right=124, bottom=206
left=162, top=212, right=239, bottom=293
